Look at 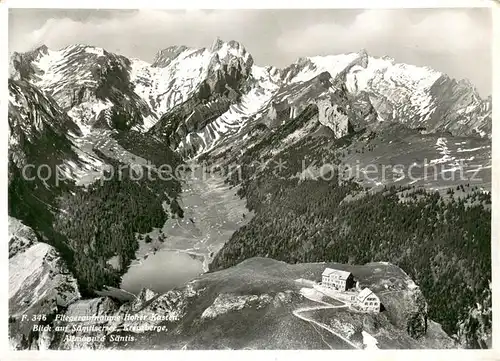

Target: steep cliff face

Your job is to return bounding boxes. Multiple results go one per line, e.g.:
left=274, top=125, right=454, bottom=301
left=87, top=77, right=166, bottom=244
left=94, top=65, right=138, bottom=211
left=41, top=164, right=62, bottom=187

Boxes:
left=347, top=91, right=379, bottom=130
left=427, top=76, right=492, bottom=137
left=167, top=46, right=490, bottom=160
left=10, top=44, right=154, bottom=131
left=8, top=217, right=81, bottom=350
left=275, top=49, right=491, bottom=139
left=10, top=42, right=490, bottom=150
left=148, top=39, right=255, bottom=157
left=8, top=79, right=102, bottom=244
left=8, top=79, right=81, bottom=171
left=151, top=45, right=189, bottom=68
left=255, top=70, right=376, bottom=140
left=374, top=268, right=428, bottom=339
left=9, top=45, right=50, bottom=81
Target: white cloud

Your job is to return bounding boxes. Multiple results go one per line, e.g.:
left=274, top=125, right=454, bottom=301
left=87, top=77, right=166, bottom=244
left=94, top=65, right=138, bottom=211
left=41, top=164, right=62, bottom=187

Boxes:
left=409, top=11, right=489, bottom=52
left=273, top=9, right=491, bottom=95
left=276, top=9, right=489, bottom=56
left=10, top=10, right=258, bottom=57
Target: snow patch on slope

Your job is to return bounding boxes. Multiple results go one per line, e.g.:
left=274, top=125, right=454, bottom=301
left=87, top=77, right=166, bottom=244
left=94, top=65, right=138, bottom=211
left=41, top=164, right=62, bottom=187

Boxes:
left=362, top=330, right=379, bottom=349
left=290, top=53, right=359, bottom=83
left=32, top=48, right=65, bottom=87
left=185, top=65, right=280, bottom=155
left=130, top=41, right=254, bottom=132
left=31, top=46, right=99, bottom=95
left=129, top=48, right=213, bottom=118
left=431, top=137, right=454, bottom=165
left=67, top=99, right=113, bottom=136
left=84, top=47, right=104, bottom=56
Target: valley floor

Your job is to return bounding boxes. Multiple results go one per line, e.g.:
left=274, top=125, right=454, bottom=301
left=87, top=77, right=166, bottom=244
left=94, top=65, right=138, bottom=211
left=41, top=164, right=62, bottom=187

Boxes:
left=120, top=168, right=252, bottom=294
left=73, top=131, right=251, bottom=294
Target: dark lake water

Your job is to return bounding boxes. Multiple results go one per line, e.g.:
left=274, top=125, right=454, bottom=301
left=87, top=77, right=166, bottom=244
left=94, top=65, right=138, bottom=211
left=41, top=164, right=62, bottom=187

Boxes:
left=120, top=169, right=252, bottom=294
left=120, top=250, right=204, bottom=294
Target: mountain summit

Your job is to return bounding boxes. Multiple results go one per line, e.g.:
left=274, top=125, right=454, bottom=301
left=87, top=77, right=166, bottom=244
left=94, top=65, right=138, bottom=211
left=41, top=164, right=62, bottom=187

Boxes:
left=10, top=39, right=491, bottom=140
left=8, top=38, right=492, bottom=351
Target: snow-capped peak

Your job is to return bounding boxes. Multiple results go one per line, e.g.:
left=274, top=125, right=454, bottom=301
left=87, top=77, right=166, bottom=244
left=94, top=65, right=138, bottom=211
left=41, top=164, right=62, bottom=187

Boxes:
left=279, top=50, right=366, bottom=84
left=281, top=48, right=440, bottom=90
left=130, top=38, right=254, bottom=121
left=152, top=45, right=190, bottom=68
left=13, top=43, right=117, bottom=106
left=10, top=40, right=491, bottom=139
left=29, top=44, right=50, bottom=58
left=210, top=37, right=252, bottom=64
left=210, top=37, right=225, bottom=52
left=130, top=47, right=214, bottom=117
left=275, top=49, right=446, bottom=128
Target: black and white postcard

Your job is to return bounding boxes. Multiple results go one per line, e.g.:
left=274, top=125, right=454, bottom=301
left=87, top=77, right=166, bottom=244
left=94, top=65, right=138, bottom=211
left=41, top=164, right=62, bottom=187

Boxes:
left=3, top=1, right=497, bottom=359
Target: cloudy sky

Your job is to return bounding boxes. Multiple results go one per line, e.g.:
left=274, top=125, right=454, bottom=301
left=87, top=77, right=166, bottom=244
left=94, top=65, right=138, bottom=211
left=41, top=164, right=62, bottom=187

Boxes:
left=9, top=8, right=492, bottom=96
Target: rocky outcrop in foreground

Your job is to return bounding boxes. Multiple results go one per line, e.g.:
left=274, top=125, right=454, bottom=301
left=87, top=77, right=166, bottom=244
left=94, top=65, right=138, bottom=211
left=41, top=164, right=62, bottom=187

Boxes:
left=8, top=217, right=81, bottom=350
left=11, top=254, right=456, bottom=350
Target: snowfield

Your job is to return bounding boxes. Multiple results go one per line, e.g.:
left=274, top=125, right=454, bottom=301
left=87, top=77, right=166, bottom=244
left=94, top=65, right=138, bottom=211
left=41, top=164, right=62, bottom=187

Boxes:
left=362, top=331, right=380, bottom=349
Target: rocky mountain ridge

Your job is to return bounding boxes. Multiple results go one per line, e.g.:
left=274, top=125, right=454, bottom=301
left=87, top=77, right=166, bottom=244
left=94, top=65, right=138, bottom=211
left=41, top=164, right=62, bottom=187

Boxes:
left=8, top=217, right=81, bottom=350
left=7, top=37, right=492, bottom=350
left=10, top=39, right=491, bottom=150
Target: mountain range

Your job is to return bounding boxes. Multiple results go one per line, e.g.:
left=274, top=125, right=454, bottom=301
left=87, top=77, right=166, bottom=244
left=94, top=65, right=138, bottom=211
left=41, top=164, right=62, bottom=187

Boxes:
left=8, top=38, right=492, bottom=350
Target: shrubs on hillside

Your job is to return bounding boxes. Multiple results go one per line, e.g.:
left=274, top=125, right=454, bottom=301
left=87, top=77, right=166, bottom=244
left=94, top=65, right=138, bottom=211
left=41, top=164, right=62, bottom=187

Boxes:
left=210, top=128, right=491, bottom=343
